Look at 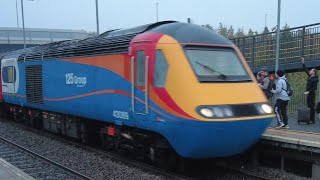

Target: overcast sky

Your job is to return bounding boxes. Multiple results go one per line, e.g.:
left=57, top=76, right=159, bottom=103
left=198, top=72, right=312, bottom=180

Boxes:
left=1, top=0, right=319, bottom=33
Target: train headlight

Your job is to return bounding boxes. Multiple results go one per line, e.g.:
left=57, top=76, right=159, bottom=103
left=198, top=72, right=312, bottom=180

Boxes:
left=261, top=104, right=272, bottom=114
left=212, top=107, right=224, bottom=118
left=200, top=108, right=214, bottom=118
left=198, top=103, right=273, bottom=119
left=223, top=107, right=234, bottom=117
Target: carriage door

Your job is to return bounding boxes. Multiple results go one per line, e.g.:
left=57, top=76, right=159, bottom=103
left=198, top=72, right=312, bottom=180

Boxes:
left=131, top=45, right=150, bottom=115
left=1, top=58, right=17, bottom=95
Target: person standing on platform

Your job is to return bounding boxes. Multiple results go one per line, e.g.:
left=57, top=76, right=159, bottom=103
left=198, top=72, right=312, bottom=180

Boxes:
left=301, top=57, right=319, bottom=124
left=271, top=70, right=290, bottom=128
left=259, top=68, right=273, bottom=100
left=257, top=71, right=263, bottom=84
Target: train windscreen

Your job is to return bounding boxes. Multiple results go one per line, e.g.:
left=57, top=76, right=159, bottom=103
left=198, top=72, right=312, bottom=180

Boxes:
left=185, top=48, right=252, bottom=82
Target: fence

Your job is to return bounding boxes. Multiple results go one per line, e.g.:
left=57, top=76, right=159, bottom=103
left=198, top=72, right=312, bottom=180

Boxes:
left=231, top=23, right=320, bottom=113
left=231, top=23, right=320, bottom=67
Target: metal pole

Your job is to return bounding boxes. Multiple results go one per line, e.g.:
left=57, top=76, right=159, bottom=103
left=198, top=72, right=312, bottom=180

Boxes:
left=95, top=0, right=100, bottom=35
left=21, top=0, right=26, bottom=49
left=275, top=0, right=281, bottom=72
left=16, top=0, right=20, bottom=28
left=156, top=3, right=158, bottom=22
left=265, top=14, right=267, bottom=28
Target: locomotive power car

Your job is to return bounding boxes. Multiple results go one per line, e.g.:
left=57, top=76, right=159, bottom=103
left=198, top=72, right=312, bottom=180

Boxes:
left=0, top=21, right=274, bottom=163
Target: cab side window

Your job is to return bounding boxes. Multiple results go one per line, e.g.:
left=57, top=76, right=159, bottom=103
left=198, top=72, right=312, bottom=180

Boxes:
left=154, top=50, right=169, bottom=88
left=136, top=51, right=145, bottom=86
left=2, top=66, right=15, bottom=83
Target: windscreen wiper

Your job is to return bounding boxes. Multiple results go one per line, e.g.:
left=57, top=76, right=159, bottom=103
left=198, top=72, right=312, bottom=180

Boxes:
left=195, top=61, right=227, bottom=80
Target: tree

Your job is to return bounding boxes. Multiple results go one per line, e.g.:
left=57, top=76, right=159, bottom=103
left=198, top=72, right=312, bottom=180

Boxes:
left=235, top=28, right=245, bottom=38
left=227, top=25, right=235, bottom=38
left=217, top=22, right=228, bottom=37
left=281, top=23, right=292, bottom=40
left=263, top=27, right=270, bottom=34
left=280, top=23, right=293, bottom=52
left=247, top=28, right=254, bottom=36
left=282, top=23, right=290, bottom=30
left=202, top=24, right=213, bottom=31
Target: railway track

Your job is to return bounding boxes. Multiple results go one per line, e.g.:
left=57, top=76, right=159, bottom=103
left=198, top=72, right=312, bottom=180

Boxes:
left=0, top=118, right=281, bottom=180
left=0, top=135, right=92, bottom=180
left=77, top=144, right=190, bottom=180
left=31, top=137, right=270, bottom=180
left=0, top=118, right=189, bottom=180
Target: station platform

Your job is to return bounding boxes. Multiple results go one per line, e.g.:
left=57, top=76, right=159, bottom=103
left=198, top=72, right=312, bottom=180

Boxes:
left=262, top=128, right=320, bottom=153
left=0, top=158, right=34, bottom=180
left=269, top=113, right=320, bottom=133
left=259, top=114, right=320, bottom=179
left=262, top=112, right=320, bottom=152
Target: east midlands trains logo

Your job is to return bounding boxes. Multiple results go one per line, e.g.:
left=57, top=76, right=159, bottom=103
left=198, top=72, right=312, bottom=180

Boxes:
left=65, top=73, right=87, bottom=87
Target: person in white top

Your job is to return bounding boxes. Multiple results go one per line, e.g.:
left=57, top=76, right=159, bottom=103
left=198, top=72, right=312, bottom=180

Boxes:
left=271, top=70, right=290, bottom=129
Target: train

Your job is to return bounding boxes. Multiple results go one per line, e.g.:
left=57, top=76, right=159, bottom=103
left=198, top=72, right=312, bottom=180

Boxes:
left=0, top=21, right=274, bottom=164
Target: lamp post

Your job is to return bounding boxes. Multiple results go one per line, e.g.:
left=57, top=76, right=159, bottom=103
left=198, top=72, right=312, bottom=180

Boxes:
left=21, top=0, right=26, bottom=49
left=156, top=3, right=158, bottom=22
left=95, top=0, right=100, bottom=35
left=16, top=0, right=20, bottom=28
left=265, top=14, right=267, bottom=28
left=275, top=0, right=281, bottom=72
left=20, top=0, right=35, bottom=49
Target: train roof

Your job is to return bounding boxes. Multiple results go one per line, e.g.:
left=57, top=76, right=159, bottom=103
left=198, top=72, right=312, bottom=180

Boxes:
left=150, top=22, right=232, bottom=45
left=1, top=21, right=233, bottom=62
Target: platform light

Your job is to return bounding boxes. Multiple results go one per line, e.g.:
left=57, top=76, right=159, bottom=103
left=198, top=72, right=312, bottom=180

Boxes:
left=95, top=0, right=100, bottom=35
left=156, top=3, right=159, bottom=22
left=15, top=0, right=19, bottom=28
left=275, top=0, right=281, bottom=72
left=20, top=0, right=35, bottom=49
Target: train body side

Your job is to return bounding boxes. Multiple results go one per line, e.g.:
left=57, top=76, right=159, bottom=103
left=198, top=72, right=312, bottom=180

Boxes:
left=5, top=56, right=134, bottom=124
left=0, top=21, right=274, bottom=159
left=2, top=54, right=183, bottom=131
left=1, top=53, right=273, bottom=158
left=0, top=68, right=2, bottom=102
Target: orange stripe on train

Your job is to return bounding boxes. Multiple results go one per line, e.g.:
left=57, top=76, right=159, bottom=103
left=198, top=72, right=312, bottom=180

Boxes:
left=62, top=53, right=195, bottom=119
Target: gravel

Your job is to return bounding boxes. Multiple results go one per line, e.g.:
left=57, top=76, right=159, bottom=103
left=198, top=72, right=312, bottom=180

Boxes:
left=0, top=140, right=77, bottom=180
left=218, top=159, right=311, bottom=180
left=0, top=119, right=166, bottom=180
left=0, top=119, right=312, bottom=180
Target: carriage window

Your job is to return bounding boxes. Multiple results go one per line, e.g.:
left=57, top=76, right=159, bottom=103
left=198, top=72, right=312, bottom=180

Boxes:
left=136, top=51, right=145, bottom=86
left=154, top=50, right=169, bottom=88
left=2, top=66, right=15, bottom=83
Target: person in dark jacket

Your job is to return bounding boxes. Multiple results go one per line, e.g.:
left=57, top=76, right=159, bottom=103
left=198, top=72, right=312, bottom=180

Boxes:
left=259, top=68, right=272, bottom=100
left=257, top=71, right=263, bottom=84
left=301, top=57, right=319, bottom=124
